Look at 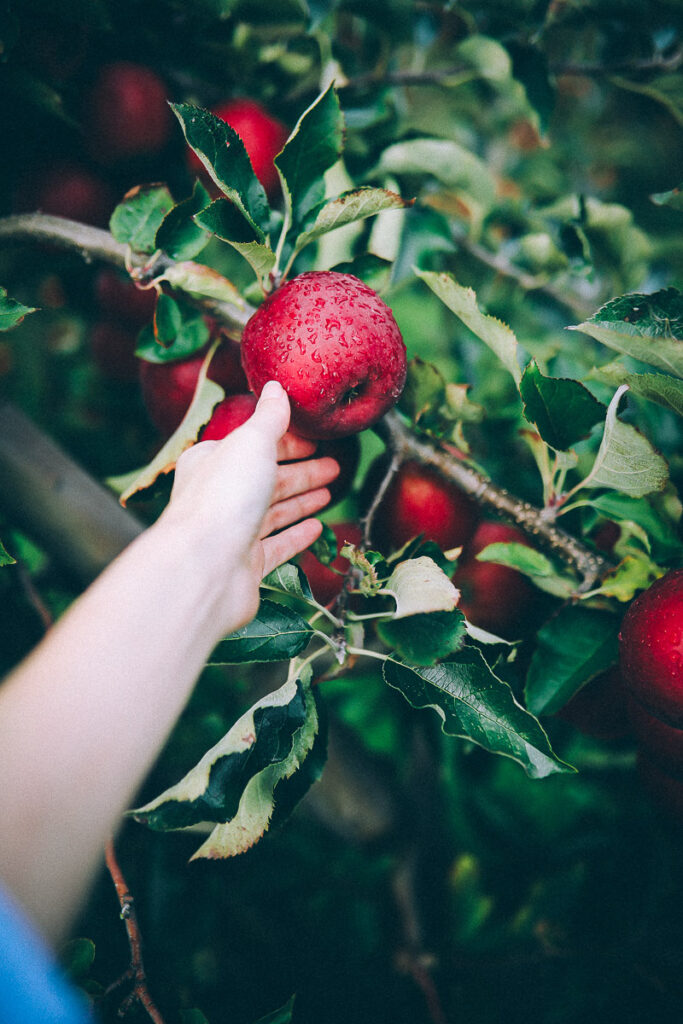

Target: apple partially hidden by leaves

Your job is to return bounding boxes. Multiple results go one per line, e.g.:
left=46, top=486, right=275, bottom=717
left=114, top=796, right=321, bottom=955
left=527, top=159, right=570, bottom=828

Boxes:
left=370, top=458, right=478, bottom=554
left=558, top=666, right=632, bottom=741
left=452, top=520, right=536, bottom=637
left=619, top=569, right=683, bottom=726
left=95, top=269, right=157, bottom=328
left=298, top=521, right=363, bottom=607
left=187, top=97, right=288, bottom=198
left=241, top=272, right=407, bottom=440
left=139, top=339, right=247, bottom=438
left=199, top=393, right=257, bottom=441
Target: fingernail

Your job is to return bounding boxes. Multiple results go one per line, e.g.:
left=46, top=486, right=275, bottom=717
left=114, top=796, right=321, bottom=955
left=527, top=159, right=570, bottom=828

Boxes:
left=261, top=380, right=284, bottom=399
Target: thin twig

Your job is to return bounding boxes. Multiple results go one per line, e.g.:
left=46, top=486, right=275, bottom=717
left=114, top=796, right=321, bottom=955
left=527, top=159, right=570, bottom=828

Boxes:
left=103, top=839, right=166, bottom=1024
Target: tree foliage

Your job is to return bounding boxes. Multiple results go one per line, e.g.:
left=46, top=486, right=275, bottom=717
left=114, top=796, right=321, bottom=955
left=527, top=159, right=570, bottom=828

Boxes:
left=1, top=1, right=683, bottom=1022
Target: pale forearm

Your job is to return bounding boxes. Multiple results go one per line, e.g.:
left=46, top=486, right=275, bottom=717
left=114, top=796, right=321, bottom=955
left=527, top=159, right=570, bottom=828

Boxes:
left=0, top=516, right=228, bottom=944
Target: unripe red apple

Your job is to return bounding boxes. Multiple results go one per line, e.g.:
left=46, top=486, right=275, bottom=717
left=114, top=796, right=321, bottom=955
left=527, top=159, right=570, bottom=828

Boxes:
left=86, top=61, right=172, bottom=163
left=95, top=269, right=157, bottom=328
left=298, top=521, right=363, bottom=607
left=452, top=520, right=535, bottom=637
left=90, top=321, right=140, bottom=381
left=619, top=569, right=683, bottom=726
left=199, top=393, right=257, bottom=441
left=558, top=666, right=632, bottom=741
left=370, top=458, right=478, bottom=554
left=139, top=339, right=248, bottom=437
left=187, top=98, right=288, bottom=198
left=14, top=162, right=114, bottom=227
left=241, top=272, right=407, bottom=440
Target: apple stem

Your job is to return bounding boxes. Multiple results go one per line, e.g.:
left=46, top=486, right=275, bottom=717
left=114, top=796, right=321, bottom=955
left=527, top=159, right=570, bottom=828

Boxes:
left=376, top=409, right=611, bottom=592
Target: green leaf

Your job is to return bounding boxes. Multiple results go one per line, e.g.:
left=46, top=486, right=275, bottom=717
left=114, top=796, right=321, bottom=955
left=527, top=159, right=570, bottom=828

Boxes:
left=580, top=385, right=668, bottom=498
left=153, top=293, right=182, bottom=346
left=591, top=554, right=663, bottom=603
left=378, top=610, right=467, bottom=666
left=60, top=938, right=95, bottom=981
left=253, top=996, right=296, bottom=1024
left=476, top=542, right=554, bottom=578
left=261, top=562, right=314, bottom=603
left=591, top=360, right=683, bottom=418
left=382, top=556, right=460, bottom=618
left=416, top=269, right=522, bottom=385
left=136, top=313, right=210, bottom=364
left=0, top=538, right=16, bottom=566
left=520, top=360, right=605, bottom=450
left=399, top=357, right=446, bottom=423
left=155, top=261, right=246, bottom=309
left=210, top=600, right=313, bottom=663
left=611, top=73, right=683, bottom=127
left=131, top=673, right=322, bottom=860
left=109, top=185, right=175, bottom=254
left=155, top=179, right=212, bottom=260
left=651, top=183, right=683, bottom=211
left=180, top=1011, right=210, bottom=1024
left=310, top=521, right=337, bottom=566
left=275, top=84, right=344, bottom=228
left=586, top=492, right=683, bottom=560
left=195, top=200, right=276, bottom=288
left=171, top=103, right=270, bottom=235
left=0, top=287, right=37, bottom=331
left=571, top=288, right=683, bottom=379
left=384, top=649, right=571, bottom=778
left=524, top=605, right=621, bottom=716
left=291, top=187, right=410, bottom=260
left=374, top=138, right=496, bottom=212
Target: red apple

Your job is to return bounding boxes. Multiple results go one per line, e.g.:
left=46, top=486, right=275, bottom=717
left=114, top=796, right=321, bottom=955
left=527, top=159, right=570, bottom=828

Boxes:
left=86, top=61, right=172, bottom=163
left=95, top=269, right=157, bottom=328
left=241, top=272, right=407, bottom=440
left=298, top=521, right=363, bottom=607
left=452, top=520, right=535, bottom=637
left=558, top=666, right=632, bottom=741
left=619, top=569, right=683, bottom=726
left=370, top=458, right=478, bottom=554
left=90, top=321, right=140, bottom=381
left=187, top=98, right=288, bottom=198
left=199, top=393, right=257, bottom=441
left=139, top=338, right=248, bottom=437
left=14, top=162, right=114, bottom=227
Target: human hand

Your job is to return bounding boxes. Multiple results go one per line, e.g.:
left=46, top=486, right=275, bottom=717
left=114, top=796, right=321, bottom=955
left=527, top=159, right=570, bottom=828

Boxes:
left=162, top=381, right=339, bottom=636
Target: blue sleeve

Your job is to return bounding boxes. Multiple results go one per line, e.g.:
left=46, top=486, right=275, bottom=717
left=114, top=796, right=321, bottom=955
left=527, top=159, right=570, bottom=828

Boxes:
left=0, top=883, right=94, bottom=1024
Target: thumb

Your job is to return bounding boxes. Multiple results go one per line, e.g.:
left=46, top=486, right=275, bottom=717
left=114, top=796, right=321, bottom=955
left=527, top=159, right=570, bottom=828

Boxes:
left=250, top=380, right=291, bottom=441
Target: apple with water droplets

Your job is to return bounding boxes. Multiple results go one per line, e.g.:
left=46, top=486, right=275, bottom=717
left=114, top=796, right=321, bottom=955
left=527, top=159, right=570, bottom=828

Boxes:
left=240, top=271, right=407, bottom=440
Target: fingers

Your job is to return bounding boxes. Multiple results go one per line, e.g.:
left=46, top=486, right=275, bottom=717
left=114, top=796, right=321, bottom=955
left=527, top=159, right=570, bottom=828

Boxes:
left=262, top=518, right=323, bottom=578
left=277, top=431, right=317, bottom=462
left=260, top=487, right=331, bottom=538
left=272, top=456, right=339, bottom=504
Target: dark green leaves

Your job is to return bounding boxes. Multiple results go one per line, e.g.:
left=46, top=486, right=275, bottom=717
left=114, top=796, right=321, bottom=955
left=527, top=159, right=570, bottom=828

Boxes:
left=131, top=674, right=325, bottom=859
left=384, top=648, right=571, bottom=778
left=0, top=287, right=37, bottom=330
left=210, top=600, right=313, bottom=663
left=109, top=185, right=174, bottom=253
left=0, top=539, right=15, bottom=567
left=136, top=303, right=210, bottom=363
left=171, top=103, right=270, bottom=235
left=155, top=179, right=212, bottom=260
left=524, top=605, right=621, bottom=717
left=572, top=288, right=683, bottom=379
left=520, top=360, right=605, bottom=450
left=275, top=83, right=344, bottom=227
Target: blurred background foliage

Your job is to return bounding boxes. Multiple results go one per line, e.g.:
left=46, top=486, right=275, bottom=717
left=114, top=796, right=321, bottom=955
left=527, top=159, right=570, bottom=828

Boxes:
left=1, top=1, right=683, bottom=1022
